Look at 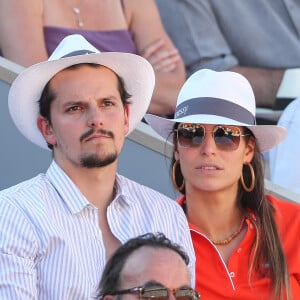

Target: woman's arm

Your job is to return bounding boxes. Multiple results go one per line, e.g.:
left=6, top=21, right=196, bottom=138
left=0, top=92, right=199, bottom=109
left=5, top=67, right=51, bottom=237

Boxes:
left=124, top=0, right=186, bottom=116
left=0, top=0, right=48, bottom=66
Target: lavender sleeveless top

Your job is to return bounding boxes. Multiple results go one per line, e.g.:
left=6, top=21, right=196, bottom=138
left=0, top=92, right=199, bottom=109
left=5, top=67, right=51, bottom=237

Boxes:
left=1, top=0, right=136, bottom=58
left=43, top=26, right=137, bottom=55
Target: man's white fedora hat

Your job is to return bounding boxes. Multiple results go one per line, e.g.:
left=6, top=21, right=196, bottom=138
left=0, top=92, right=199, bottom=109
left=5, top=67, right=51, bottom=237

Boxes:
left=8, top=34, right=155, bottom=150
left=145, top=69, right=286, bottom=153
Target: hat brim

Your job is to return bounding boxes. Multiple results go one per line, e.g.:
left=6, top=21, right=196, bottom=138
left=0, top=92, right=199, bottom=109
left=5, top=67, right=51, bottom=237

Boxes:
left=144, top=114, right=287, bottom=153
left=9, top=52, right=155, bottom=150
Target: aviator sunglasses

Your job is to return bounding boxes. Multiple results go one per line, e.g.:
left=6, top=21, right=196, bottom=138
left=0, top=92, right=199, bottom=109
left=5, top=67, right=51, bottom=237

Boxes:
left=107, top=285, right=200, bottom=300
left=174, top=123, right=250, bottom=151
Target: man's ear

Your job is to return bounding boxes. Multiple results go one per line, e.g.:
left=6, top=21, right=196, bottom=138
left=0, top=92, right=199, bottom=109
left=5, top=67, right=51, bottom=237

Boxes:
left=124, top=104, right=130, bottom=135
left=37, top=116, right=56, bottom=147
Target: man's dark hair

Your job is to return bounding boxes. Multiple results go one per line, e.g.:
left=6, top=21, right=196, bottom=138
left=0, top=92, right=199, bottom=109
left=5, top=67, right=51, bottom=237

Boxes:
left=38, top=63, right=132, bottom=150
left=97, top=232, right=190, bottom=299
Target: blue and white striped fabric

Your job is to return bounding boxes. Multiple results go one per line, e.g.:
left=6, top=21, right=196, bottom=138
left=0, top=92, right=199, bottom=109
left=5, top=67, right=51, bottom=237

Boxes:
left=0, top=161, right=195, bottom=299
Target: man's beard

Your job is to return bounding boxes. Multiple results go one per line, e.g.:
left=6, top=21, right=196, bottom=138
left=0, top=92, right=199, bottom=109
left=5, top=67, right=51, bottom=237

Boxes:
left=79, top=128, right=117, bottom=168
left=80, top=151, right=117, bottom=168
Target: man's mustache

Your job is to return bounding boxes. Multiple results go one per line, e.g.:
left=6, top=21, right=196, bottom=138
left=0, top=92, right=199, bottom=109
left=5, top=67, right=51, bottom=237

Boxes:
left=80, top=128, right=114, bottom=142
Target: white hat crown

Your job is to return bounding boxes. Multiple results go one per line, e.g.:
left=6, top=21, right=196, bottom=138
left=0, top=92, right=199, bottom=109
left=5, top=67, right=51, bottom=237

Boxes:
left=178, top=69, right=255, bottom=116
left=174, top=69, right=256, bottom=125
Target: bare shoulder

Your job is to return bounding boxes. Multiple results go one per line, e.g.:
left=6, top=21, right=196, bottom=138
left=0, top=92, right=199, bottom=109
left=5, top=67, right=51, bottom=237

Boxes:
left=0, top=0, right=43, bottom=35
left=0, top=0, right=43, bottom=18
left=0, top=0, right=46, bottom=65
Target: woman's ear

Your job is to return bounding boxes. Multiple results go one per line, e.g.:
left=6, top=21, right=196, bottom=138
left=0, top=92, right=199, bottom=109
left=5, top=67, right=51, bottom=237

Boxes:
left=37, top=116, right=56, bottom=147
left=244, top=136, right=255, bottom=163
left=174, top=150, right=179, bottom=161
left=174, top=137, right=180, bottom=160
left=173, top=132, right=180, bottom=160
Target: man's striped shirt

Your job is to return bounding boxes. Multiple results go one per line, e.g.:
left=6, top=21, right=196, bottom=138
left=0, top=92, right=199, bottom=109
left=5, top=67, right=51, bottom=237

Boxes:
left=0, top=161, right=195, bottom=299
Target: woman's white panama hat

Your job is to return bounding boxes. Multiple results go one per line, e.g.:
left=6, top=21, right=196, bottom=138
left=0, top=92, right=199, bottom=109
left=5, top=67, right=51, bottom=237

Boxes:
left=8, top=34, right=155, bottom=150
left=144, top=69, right=287, bottom=153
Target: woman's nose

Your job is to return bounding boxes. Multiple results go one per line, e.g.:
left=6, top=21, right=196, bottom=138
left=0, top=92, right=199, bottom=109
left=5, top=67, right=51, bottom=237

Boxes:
left=200, top=132, right=217, bottom=154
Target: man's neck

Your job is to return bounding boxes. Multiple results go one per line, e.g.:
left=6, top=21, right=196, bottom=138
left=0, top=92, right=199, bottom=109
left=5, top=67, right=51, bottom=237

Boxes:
left=57, top=159, right=118, bottom=210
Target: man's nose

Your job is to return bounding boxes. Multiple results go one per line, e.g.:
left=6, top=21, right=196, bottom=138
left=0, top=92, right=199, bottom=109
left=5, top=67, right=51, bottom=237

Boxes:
left=87, top=108, right=103, bottom=128
left=168, top=293, right=177, bottom=300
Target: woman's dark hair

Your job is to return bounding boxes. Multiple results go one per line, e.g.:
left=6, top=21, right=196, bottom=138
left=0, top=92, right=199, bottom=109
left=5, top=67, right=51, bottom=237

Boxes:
left=171, top=124, right=291, bottom=300
left=39, top=63, right=131, bottom=150
left=97, top=233, right=189, bottom=300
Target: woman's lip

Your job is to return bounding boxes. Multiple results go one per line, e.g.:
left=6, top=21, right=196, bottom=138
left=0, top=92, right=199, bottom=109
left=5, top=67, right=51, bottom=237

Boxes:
left=195, top=164, right=223, bottom=171
left=198, top=166, right=218, bottom=170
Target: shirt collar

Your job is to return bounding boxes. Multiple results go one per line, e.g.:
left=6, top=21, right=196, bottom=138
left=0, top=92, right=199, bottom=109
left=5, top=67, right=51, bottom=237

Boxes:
left=46, top=161, right=92, bottom=214
left=46, top=161, right=132, bottom=214
left=113, top=174, right=134, bottom=206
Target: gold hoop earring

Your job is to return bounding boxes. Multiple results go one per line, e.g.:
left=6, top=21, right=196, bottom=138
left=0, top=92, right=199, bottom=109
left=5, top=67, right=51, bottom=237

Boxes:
left=172, top=160, right=185, bottom=192
left=240, top=162, right=255, bottom=192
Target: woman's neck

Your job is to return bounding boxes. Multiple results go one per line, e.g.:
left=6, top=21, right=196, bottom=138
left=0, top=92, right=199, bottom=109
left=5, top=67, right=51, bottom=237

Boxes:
left=185, top=188, right=244, bottom=240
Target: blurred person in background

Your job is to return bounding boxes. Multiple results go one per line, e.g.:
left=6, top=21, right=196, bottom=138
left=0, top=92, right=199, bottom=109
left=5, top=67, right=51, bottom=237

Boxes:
left=269, top=98, right=300, bottom=197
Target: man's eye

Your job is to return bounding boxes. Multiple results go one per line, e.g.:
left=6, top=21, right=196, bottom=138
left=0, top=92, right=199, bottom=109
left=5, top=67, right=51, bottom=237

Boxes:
left=67, top=106, right=82, bottom=112
left=103, top=100, right=114, bottom=107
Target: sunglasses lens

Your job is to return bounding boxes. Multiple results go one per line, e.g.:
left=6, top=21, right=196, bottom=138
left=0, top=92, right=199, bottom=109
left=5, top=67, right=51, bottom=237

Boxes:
left=213, top=126, right=240, bottom=151
left=177, top=126, right=205, bottom=148
left=142, top=287, right=199, bottom=300
left=176, top=288, right=199, bottom=300
left=142, top=288, right=168, bottom=299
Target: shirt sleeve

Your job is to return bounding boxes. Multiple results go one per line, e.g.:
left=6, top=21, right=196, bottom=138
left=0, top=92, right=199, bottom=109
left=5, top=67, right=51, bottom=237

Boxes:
left=0, top=200, right=38, bottom=299
left=156, top=0, right=238, bottom=76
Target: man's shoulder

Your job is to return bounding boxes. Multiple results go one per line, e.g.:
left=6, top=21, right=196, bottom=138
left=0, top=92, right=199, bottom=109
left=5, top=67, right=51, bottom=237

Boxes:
left=0, top=174, right=48, bottom=205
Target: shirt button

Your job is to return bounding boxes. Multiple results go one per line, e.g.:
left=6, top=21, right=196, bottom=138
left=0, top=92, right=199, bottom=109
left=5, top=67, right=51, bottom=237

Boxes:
left=229, top=272, right=235, bottom=277
left=237, top=248, right=242, bottom=253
